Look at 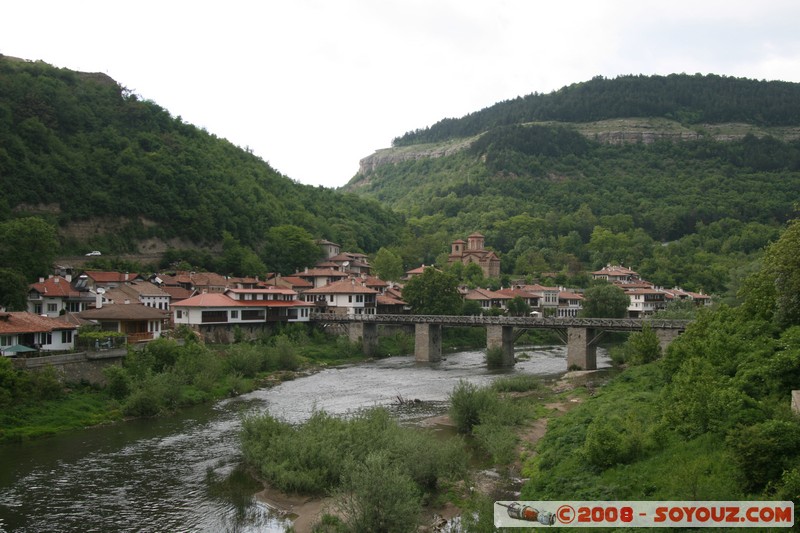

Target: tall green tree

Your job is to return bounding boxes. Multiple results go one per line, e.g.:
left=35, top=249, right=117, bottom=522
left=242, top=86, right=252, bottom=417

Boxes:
left=580, top=282, right=629, bottom=318
left=762, top=217, right=800, bottom=327
left=220, top=231, right=267, bottom=277
left=372, top=247, right=404, bottom=281
left=0, top=217, right=58, bottom=281
left=262, top=225, right=322, bottom=275
left=401, top=267, right=462, bottom=315
left=506, top=296, right=531, bottom=317
left=0, top=268, right=28, bottom=310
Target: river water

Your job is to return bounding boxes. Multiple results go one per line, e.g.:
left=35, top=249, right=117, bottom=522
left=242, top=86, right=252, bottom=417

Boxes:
left=0, top=345, right=609, bottom=532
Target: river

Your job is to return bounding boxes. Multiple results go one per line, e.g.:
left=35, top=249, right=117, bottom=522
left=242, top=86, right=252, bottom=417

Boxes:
left=0, top=345, right=609, bottom=532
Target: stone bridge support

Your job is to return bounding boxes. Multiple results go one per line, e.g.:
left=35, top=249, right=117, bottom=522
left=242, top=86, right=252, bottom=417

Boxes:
left=486, top=325, right=515, bottom=366
left=567, top=327, right=598, bottom=370
left=349, top=322, right=379, bottom=357
left=654, top=328, right=682, bottom=353
left=415, top=323, right=442, bottom=362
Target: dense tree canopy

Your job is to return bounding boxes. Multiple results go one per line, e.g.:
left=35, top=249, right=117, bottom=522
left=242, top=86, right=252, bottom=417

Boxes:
left=579, top=283, right=630, bottom=318
left=401, top=267, right=462, bottom=315
left=394, top=73, right=800, bottom=145
left=0, top=57, right=404, bottom=257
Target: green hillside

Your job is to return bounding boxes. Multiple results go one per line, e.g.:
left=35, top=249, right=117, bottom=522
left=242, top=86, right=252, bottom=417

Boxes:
left=0, top=56, right=403, bottom=257
left=343, top=75, right=800, bottom=295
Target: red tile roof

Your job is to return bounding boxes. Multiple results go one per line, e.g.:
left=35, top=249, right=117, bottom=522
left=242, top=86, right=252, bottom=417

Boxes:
left=76, top=304, right=168, bottom=320
left=303, top=279, right=379, bottom=295
left=0, top=312, right=78, bottom=334
left=29, top=276, right=80, bottom=298
left=174, top=293, right=312, bottom=308
left=84, top=271, right=140, bottom=283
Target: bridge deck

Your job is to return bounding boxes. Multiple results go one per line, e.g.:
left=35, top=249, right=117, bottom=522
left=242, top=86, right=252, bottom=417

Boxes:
left=309, top=313, right=690, bottom=331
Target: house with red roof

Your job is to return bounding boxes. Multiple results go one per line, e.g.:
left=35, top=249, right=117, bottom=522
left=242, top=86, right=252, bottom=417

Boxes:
left=292, top=267, right=349, bottom=289
left=302, top=278, right=378, bottom=316
left=592, top=265, right=640, bottom=283
left=464, top=288, right=511, bottom=313
left=496, top=287, right=542, bottom=310
left=76, top=302, right=168, bottom=343
left=27, top=275, right=96, bottom=317
left=172, top=287, right=313, bottom=342
left=105, top=281, right=171, bottom=312
left=557, top=289, right=584, bottom=318
left=0, top=311, right=78, bottom=355
left=77, top=271, right=142, bottom=291
left=264, top=274, right=314, bottom=293
left=624, top=288, right=669, bottom=317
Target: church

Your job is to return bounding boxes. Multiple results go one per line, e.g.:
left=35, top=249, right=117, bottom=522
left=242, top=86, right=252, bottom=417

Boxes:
left=448, top=232, right=501, bottom=278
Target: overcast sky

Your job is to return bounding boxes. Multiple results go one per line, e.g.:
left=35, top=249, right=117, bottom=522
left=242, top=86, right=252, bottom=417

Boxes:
left=4, top=1, right=800, bottom=188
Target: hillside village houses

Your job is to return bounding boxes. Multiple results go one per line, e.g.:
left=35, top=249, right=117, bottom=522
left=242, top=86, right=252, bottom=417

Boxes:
left=2, top=233, right=714, bottom=356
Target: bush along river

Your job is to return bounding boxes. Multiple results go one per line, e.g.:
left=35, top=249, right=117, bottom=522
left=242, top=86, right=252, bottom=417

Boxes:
left=0, top=345, right=610, bottom=532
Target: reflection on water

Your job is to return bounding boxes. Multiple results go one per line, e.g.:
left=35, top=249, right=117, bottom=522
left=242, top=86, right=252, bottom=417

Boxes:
left=0, top=345, right=608, bottom=532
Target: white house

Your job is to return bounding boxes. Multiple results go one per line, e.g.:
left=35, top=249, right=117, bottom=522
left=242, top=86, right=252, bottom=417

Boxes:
left=105, top=281, right=171, bottom=311
left=172, top=287, right=313, bottom=338
left=0, top=311, right=78, bottom=355
left=27, top=275, right=95, bottom=317
left=302, top=278, right=378, bottom=316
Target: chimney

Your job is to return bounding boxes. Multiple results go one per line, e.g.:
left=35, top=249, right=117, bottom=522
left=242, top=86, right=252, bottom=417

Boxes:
left=95, top=292, right=103, bottom=309
left=54, top=277, right=60, bottom=284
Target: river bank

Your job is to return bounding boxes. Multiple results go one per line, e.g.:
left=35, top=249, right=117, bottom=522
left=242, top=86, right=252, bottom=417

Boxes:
left=247, top=367, right=611, bottom=533
left=0, top=345, right=610, bottom=532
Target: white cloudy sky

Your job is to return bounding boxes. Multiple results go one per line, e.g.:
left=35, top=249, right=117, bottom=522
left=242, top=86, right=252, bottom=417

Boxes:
left=4, top=1, right=800, bottom=188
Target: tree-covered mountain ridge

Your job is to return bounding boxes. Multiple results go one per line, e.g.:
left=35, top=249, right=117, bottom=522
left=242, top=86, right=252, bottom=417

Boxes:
left=0, top=56, right=403, bottom=258
left=352, top=116, right=800, bottom=181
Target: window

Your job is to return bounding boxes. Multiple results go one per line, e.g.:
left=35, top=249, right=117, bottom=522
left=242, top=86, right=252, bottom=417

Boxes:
left=176, top=310, right=183, bottom=319
left=0, top=335, right=11, bottom=346
left=39, top=332, right=52, bottom=345
left=61, top=330, right=73, bottom=343
left=230, top=310, right=239, bottom=319
left=47, top=303, right=58, bottom=313
left=201, top=310, right=228, bottom=323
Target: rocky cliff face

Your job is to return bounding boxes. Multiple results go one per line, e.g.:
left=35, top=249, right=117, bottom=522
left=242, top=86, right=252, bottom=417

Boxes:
left=354, top=121, right=800, bottom=177
left=357, top=137, right=476, bottom=175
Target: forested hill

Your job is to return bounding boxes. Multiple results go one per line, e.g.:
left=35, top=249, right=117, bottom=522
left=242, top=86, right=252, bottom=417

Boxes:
left=0, top=56, right=402, bottom=255
left=342, top=74, right=800, bottom=295
left=392, top=74, right=800, bottom=146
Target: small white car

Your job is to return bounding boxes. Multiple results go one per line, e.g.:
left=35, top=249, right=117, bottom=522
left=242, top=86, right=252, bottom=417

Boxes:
left=85, top=251, right=102, bottom=256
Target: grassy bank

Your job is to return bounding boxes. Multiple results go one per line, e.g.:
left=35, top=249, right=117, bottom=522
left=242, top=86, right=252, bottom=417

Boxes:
left=0, top=324, right=369, bottom=443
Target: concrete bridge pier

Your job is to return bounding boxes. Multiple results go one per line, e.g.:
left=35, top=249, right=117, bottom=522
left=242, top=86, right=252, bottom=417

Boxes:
left=415, top=323, right=442, bottom=362
left=567, top=327, right=598, bottom=370
left=654, top=328, right=682, bottom=353
left=486, top=325, right=515, bottom=366
left=349, top=322, right=379, bottom=357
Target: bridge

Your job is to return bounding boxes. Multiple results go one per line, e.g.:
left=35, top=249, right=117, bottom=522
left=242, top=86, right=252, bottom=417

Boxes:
left=310, top=313, right=691, bottom=370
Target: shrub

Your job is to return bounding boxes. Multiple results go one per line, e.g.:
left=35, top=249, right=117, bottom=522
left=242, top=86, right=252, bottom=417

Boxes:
left=272, top=335, right=301, bottom=371
left=492, top=374, right=540, bottom=393
left=624, top=323, right=662, bottom=365
left=473, top=422, right=518, bottom=465
left=448, top=379, right=498, bottom=434
left=727, top=419, right=800, bottom=493
left=225, top=344, right=265, bottom=377
left=485, top=346, right=506, bottom=368
left=334, top=451, right=421, bottom=533
left=103, top=365, right=131, bottom=400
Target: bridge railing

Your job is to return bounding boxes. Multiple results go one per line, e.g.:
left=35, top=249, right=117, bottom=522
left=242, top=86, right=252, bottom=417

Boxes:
left=309, top=312, right=690, bottom=331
